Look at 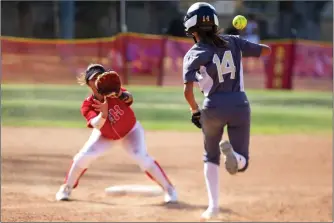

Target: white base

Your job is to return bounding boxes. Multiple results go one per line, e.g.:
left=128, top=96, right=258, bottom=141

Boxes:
left=105, top=184, right=163, bottom=197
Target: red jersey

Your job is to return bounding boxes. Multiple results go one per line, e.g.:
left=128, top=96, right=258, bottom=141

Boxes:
left=81, top=88, right=136, bottom=140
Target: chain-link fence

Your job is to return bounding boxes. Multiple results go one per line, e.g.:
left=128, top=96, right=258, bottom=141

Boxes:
left=1, top=1, right=333, bottom=41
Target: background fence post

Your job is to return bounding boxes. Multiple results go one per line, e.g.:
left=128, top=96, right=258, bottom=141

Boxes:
left=157, top=35, right=168, bottom=86
left=59, top=0, right=75, bottom=39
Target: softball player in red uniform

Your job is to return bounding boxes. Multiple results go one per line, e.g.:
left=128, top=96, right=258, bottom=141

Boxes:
left=55, top=64, right=177, bottom=203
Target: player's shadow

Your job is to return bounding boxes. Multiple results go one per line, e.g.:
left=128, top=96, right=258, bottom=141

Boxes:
left=106, top=163, right=179, bottom=174
left=145, top=201, right=237, bottom=215
left=69, top=198, right=115, bottom=206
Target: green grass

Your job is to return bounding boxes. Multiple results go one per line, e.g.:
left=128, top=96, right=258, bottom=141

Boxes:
left=1, top=84, right=332, bottom=134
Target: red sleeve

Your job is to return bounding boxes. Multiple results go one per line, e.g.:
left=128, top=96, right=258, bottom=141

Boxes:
left=81, top=99, right=98, bottom=128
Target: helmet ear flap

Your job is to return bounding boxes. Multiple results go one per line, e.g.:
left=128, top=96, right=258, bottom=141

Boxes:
left=185, top=26, right=196, bottom=37
left=186, top=27, right=199, bottom=43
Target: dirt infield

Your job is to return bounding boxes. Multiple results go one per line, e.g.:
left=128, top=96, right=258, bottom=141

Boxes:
left=1, top=127, right=332, bottom=222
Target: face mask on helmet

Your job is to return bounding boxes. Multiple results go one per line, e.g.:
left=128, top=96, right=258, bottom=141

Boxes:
left=184, top=2, right=220, bottom=36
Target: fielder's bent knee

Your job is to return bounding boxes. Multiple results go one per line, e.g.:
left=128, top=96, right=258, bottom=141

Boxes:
left=133, top=153, right=154, bottom=171
left=73, top=151, right=98, bottom=169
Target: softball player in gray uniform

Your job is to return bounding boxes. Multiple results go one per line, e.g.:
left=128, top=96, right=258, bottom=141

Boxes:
left=182, top=2, right=271, bottom=221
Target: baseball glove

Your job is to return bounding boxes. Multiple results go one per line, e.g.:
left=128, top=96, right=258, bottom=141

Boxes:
left=95, top=71, right=121, bottom=97
left=191, top=111, right=202, bottom=129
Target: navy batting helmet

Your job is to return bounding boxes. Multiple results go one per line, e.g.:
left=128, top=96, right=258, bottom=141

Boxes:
left=184, top=2, right=219, bottom=36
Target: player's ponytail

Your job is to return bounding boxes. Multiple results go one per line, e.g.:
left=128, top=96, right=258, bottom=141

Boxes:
left=208, top=31, right=228, bottom=48
left=197, top=27, right=228, bottom=48
left=77, top=72, right=86, bottom=86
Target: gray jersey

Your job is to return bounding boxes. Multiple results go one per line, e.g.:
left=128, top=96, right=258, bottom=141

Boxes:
left=183, top=35, right=262, bottom=107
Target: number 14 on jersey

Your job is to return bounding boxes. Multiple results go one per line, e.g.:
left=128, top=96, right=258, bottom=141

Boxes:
left=213, top=51, right=236, bottom=83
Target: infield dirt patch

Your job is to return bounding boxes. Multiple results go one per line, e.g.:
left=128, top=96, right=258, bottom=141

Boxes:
left=1, top=127, right=332, bottom=222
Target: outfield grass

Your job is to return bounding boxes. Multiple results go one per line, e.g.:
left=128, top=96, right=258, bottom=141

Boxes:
left=1, top=84, right=332, bottom=134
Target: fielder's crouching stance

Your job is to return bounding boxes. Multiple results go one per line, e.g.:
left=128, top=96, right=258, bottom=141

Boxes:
left=182, top=2, right=271, bottom=221
left=55, top=64, right=177, bottom=203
